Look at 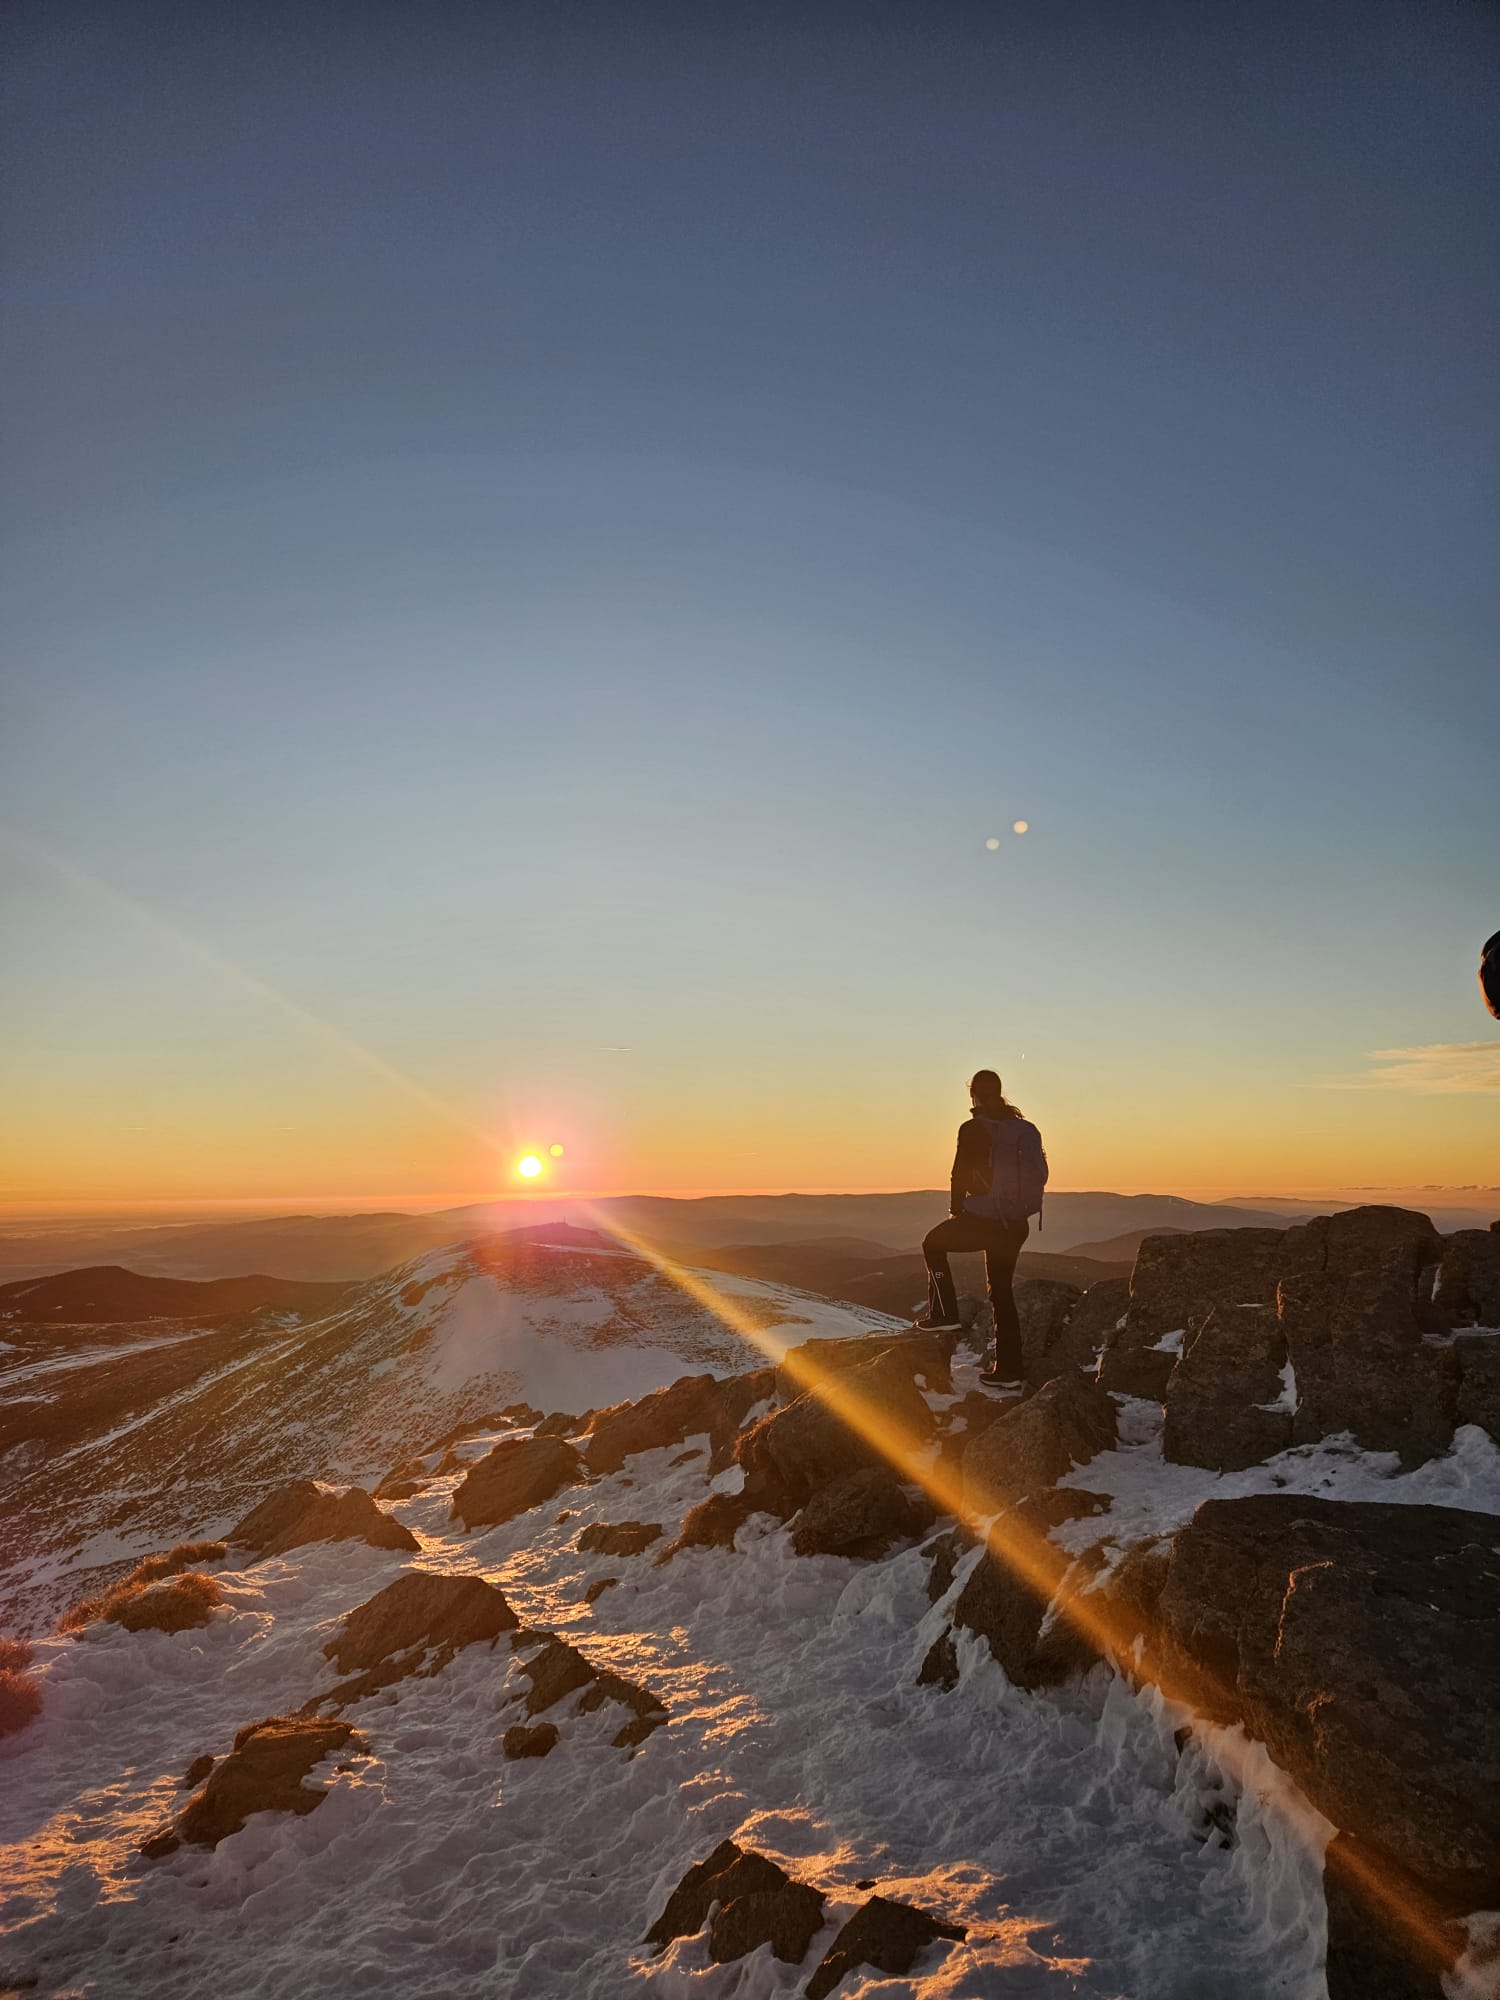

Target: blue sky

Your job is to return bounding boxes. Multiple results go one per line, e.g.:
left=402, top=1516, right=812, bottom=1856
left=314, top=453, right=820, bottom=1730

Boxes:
left=2, top=2, right=1496, bottom=1206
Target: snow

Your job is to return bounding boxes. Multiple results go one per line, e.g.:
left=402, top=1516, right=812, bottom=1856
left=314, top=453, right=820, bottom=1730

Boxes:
left=1150, top=1329, right=1185, bottom=1356
left=1255, top=1361, right=1298, bottom=1415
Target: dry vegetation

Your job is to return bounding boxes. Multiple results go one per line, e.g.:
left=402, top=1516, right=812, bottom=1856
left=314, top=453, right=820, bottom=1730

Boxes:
left=59, top=1543, right=228, bottom=1635
left=0, top=1636, right=41, bottom=1738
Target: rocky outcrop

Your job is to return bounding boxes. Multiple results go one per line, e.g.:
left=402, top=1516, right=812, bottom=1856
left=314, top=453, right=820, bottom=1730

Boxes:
left=319, top=1570, right=517, bottom=1701
left=515, top=1633, right=667, bottom=1747
left=141, top=1716, right=368, bottom=1856
left=739, top=1350, right=936, bottom=1520
left=790, top=1468, right=932, bottom=1560
left=229, top=1480, right=419, bottom=1558
left=806, top=1894, right=966, bottom=1998
left=947, top=1490, right=1111, bottom=1690
left=1279, top=1257, right=1454, bottom=1464
left=1099, top=1227, right=1286, bottom=1399
left=582, top=1368, right=775, bottom=1476
left=1152, top=1495, right=1500, bottom=1905
left=576, top=1520, right=662, bottom=1557
left=645, top=1840, right=825, bottom=1963
left=1161, top=1303, right=1292, bottom=1471
left=450, top=1435, right=582, bottom=1530
left=1455, top=1332, right=1500, bottom=1444
left=960, top=1372, right=1117, bottom=1515
left=1013, top=1281, right=1082, bottom=1385
left=1434, top=1229, right=1500, bottom=1329
left=1036, top=1276, right=1131, bottom=1387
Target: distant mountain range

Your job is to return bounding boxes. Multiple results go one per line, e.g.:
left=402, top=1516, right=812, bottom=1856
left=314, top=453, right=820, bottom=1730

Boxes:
left=1, top=1188, right=1493, bottom=1288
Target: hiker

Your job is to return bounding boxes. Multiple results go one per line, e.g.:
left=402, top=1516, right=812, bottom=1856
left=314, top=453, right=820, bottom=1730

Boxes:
left=915, top=1069, right=1048, bottom=1390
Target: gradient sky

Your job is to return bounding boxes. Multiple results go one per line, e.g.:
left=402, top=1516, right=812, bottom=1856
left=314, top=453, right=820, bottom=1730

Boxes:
left=2, top=2, right=1497, bottom=1212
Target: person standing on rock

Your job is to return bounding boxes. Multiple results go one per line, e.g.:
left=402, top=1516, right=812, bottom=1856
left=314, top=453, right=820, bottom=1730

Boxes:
left=914, top=1069, right=1048, bottom=1391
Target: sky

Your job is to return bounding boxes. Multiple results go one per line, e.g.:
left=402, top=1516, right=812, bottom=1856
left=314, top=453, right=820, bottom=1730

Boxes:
left=2, top=1, right=1497, bottom=1214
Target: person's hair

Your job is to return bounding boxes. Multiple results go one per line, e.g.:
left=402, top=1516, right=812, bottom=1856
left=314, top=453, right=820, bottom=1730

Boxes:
left=970, top=1068, right=1022, bottom=1118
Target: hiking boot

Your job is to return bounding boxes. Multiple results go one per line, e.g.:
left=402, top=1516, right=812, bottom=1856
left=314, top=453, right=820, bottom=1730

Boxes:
left=978, top=1370, right=1023, bottom=1393
left=912, top=1313, right=963, bottom=1333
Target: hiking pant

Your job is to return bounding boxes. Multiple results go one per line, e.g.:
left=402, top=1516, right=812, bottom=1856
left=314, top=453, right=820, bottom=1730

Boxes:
left=922, top=1215, right=1030, bottom=1378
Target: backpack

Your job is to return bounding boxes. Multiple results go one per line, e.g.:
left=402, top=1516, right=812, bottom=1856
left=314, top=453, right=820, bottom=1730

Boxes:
left=964, top=1114, right=1049, bottom=1225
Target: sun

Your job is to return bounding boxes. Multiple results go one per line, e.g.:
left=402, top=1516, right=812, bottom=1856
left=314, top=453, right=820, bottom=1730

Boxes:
left=516, top=1154, right=544, bottom=1179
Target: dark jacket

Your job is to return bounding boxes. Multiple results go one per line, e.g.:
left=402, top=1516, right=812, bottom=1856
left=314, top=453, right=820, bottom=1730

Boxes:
left=950, top=1114, right=1010, bottom=1216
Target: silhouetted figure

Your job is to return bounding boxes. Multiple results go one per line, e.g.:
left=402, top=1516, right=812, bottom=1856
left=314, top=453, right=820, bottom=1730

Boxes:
left=1481, top=930, right=1500, bottom=1022
left=916, top=1070, right=1048, bottom=1391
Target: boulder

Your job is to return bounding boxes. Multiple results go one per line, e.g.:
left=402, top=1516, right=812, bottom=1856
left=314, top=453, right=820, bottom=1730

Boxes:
left=1455, top=1332, right=1500, bottom=1444
left=1278, top=1204, right=1441, bottom=1284
left=324, top=1570, right=517, bottom=1675
left=1280, top=1260, right=1455, bottom=1463
left=535, top=1409, right=592, bottom=1438
left=501, top=1722, right=558, bottom=1759
left=775, top=1330, right=952, bottom=1404
left=806, top=1894, right=967, bottom=1999
left=515, top=1634, right=666, bottom=1747
left=790, top=1468, right=931, bottom=1560
left=916, top=1629, right=960, bottom=1689
left=1099, top=1228, right=1286, bottom=1400
left=576, top=1520, right=662, bottom=1557
left=748, top=1352, right=936, bottom=1515
left=450, top=1435, right=582, bottom=1530
left=645, top=1841, right=824, bottom=1964
left=1055, top=1276, right=1131, bottom=1375
left=1153, top=1495, right=1500, bottom=1902
left=950, top=1493, right=1108, bottom=1691
left=1013, top=1280, right=1083, bottom=1387
left=923, top=1524, right=976, bottom=1605
left=961, top=1371, right=1117, bottom=1515
left=583, top=1578, right=617, bottom=1604
left=1162, top=1303, right=1293, bottom=1471
left=584, top=1373, right=756, bottom=1475
left=229, top=1479, right=419, bottom=1558
left=1323, top=1833, right=1465, bottom=1999
left=142, top=1716, right=368, bottom=1856
left=1435, top=1231, right=1500, bottom=1330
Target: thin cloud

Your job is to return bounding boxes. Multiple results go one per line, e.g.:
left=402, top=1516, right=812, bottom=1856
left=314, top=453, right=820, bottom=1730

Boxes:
left=1319, top=1043, right=1500, bottom=1094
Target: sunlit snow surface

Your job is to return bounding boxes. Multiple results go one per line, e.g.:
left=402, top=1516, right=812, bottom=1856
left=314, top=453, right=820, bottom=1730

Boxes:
left=6, top=1343, right=1498, bottom=1999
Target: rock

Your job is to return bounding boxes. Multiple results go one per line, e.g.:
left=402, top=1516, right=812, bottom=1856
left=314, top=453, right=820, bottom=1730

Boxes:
left=1279, top=1205, right=1441, bottom=1284
left=501, top=1722, right=558, bottom=1759
left=775, top=1330, right=953, bottom=1404
left=643, top=1840, right=825, bottom=1963
left=916, top=1629, right=960, bottom=1690
left=576, top=1520, right=662, bottom=1557
left=1054, top=1276, right=1132, bottom=1377
left=1014, top=1281, right=1083, bottom=1387
left=535, top=1409, right=592, bottom=1438
left=324, top=1570, right=517, bottom=1675
left=748, top=1352, right=936, bottom=1515
left=229, top=1479, right=420, bottom=1558
left=450, top=1435, right=582, bottom=1530
left=179, top=1754, right=215, bottom=1788
left=961, top=1372, right=1117, bottom=1515
left=923, top=1524, right=976, bottom=1604
left=584, top=1374, right=737, bottom=1475
left=1323, top=1834, right=1464, bottom=1999
left=1434, top=1231, right=1500, bottom=1330
left=1154, top=1495, right=1500, bottom=1901
left=143, top=1716, right=368, bottom=1856
left=1280, top=1259, right=1455, bottom=1463
left=656, top=1491, right=756, bottom=1561
left=584, top=1577, right=617, bottom=1604
left=790, top=1468, right=932, bottom=1559
left=708, top=1879, right=825, bottom=1965
left=951, top=1504, right=1093, bottom=1692
left=1099, top=1228, right=1286, bottom=1400
left=806, top=1894, right=967, bottom=1998
left=1162, top=1303, right=1293, bottom=1471
left=515, top=1635, right=666, bottom=1747
left=1455, top=1332, right=1500, bottom=1444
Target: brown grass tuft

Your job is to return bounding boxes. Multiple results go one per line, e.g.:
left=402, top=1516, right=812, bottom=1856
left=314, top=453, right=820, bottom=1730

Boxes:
left=61, top=1570, right=224, bottom=1635
left=0, top=1636, right=35, bottom=1672
left=59, top=1544, right=228, bottom=1634
left=0, top=1667, right=43, bottom=1738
